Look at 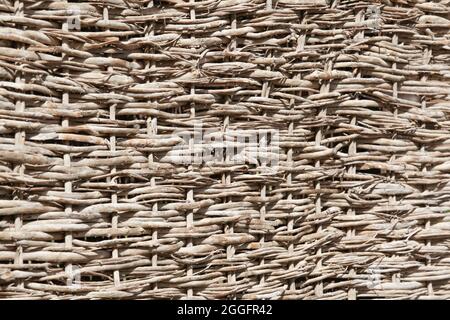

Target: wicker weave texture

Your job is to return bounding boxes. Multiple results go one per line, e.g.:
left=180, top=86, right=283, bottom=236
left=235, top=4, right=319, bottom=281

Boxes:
left=0, top=0, right=450, bottom=300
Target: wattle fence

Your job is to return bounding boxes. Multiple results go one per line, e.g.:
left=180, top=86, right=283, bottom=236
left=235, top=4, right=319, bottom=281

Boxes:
left=0, top=0, right=450, bottom=299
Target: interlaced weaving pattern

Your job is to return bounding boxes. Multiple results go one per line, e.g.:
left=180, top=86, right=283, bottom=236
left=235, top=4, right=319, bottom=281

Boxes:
left=0, top=0, right=450, bottom=299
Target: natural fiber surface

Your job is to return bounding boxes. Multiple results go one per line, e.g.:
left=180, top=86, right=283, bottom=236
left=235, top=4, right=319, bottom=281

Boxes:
left=1, top=0, right=450, bottom=300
